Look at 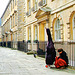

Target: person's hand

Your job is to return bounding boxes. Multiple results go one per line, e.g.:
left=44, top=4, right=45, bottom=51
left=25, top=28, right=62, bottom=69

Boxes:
left=56, top=56, right=59, bottom=58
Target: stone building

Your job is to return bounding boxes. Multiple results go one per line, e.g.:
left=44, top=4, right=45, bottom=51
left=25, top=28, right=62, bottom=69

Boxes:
left=1, top=0, right=75, bottom=67
left=1, top=0, right=18, bottom=48
left=1, top=0, right=25, bottom=50
left=24, top=0, right=75, bottom=67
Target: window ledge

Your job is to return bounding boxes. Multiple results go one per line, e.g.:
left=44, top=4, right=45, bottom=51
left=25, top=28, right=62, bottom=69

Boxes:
left=54, top=40, right=63, bottom=43
left=42, top=3, right=47, bottom=7
left=33, top=10, right=37, bottom=13
left=67, top=40, right=75, bottom=44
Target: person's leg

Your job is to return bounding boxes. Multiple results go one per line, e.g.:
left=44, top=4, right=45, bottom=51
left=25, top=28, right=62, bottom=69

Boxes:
left=57, top=58, right=67, bottom=69
left=55, top=57, right=60, bottom=68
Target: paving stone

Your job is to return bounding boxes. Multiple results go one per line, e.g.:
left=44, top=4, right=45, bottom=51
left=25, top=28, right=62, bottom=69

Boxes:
left=0, top=47, right=75, bottom=75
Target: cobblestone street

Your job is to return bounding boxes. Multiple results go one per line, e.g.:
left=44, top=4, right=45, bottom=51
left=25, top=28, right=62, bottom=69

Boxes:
left=0, top=47, right=75, bottom=75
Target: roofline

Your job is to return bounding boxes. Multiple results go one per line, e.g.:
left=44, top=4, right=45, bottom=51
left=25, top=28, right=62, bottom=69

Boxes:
left=1, top=0, right=11, bottom=18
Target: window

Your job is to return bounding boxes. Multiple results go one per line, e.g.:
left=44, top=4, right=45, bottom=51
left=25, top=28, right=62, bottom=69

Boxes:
left=27, top=0, right=31, bottom=15
left=11, top=1, right=12, bottom=11
left=73, top=14, right=75, bottom=40
left=16, top=32, right=17, bottom=42
left=35, top=26, right=37, bottom=40
left=33, top=0, right=37, bottom=11
left=15, top=0, right=16, bottom=5
left=55, top=19, right=61, bottom=41
left=42, top=0, right=46, bottom=5
left=28, top=27, right=31, bottom=40
left=13, top=0, right=14, bottom=9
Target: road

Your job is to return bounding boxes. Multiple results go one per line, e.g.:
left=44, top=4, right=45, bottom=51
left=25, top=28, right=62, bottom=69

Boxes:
left=0, top=47, right=75, bottom=75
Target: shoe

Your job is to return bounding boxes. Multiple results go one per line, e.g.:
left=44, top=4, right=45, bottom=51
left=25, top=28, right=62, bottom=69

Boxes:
left=48, top=65, right=50, bottom=67
left=60, top=66, right=66, bottom=69
left=45, top=65, right=48, bottom=68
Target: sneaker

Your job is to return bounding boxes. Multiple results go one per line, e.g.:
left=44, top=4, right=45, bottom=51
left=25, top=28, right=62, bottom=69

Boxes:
left=45, top=65, right=48, bottom=68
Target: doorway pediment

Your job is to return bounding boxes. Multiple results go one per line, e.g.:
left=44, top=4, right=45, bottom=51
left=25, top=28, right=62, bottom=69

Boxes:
left=35, top=7, right=52, bottom=19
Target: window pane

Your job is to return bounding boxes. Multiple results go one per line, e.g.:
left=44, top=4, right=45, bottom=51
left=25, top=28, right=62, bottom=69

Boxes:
left=28, top=0, right=31, bottom=15
left=43, top=0, right=46, bottom=4
left=56, top=31, right=58, bottom=40
left=73, top=29, right=75, bottom=40
left=73, top=15, right=75, bottom=40
left=29, top=28, right=31, bottom=40
left=74, top=16, right=75, bottom=27
left=59, top=30, right=61, bottom=39
left=55, top=19, right=61, bottom=40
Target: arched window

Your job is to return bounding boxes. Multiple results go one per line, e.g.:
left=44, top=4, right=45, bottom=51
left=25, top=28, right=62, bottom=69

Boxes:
left=73, top=14, right=75, bottom=40
left=55, top=19, right=61, bottom=41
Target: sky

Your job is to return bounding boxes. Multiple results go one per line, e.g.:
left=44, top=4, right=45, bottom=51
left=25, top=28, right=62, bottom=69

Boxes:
left=0, top=0, right=9, bottom=18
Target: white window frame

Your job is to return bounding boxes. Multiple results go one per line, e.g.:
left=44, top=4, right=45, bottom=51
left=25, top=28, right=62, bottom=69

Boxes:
left=29, top=0, right=31, bottom=15
left=34, top=0, right=37, bottom=11
left=73, top=14, right=75, bottom=41
left=29, top=27, right=31, bottom=40
left=42, top=0, right=46, bottom=5
left=55, top=19, right=61, bottom=41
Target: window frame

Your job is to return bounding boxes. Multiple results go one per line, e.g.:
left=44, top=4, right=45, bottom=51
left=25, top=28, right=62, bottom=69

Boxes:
left=28, top=27, right=31, bottom=40
left=54, top=19, right=61, bottom=41
left=27, top=0, right=31, bottom=16
left=72, top=14, right=75, bottom=40
left=42, top=0, right=47, bottom=6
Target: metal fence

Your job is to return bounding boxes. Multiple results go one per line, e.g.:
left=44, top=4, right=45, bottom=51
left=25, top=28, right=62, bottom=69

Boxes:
left=18, top=41, right=28, bottom=52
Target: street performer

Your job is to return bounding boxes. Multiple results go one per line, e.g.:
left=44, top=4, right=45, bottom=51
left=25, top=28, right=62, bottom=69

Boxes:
left=55, top=48, right=68, bottom=69
left=45, top=28, right=56, bottom=68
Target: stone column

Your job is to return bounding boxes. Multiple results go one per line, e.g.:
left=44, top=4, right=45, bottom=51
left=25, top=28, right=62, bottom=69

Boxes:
left=67, top=22, right=70, bottom=41
left=37, top=22, right=40, bottom=41
left=60, top=24, right=63, bottom=41
left=31, top=24, right=33, bottom=51
left=46, top=19, right=49, bottom=28
left=26, top=27, right=28, bottom=41
left=50, top=22, right=53, bottom=40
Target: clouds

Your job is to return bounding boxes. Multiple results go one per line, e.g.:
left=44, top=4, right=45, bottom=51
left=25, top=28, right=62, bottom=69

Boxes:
left=0, top=0, right=9, bottom=18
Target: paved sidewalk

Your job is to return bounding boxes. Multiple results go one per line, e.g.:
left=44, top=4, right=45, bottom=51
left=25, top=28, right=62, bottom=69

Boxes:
left=0, top=47, right=75, bottom=75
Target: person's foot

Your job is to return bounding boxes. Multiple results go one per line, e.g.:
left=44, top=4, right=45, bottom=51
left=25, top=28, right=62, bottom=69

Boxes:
left=60, top=66, right=66, bottom=69
left=45, top=65, right=50, bottom=68
left=45, top=65, right=48, bottom=68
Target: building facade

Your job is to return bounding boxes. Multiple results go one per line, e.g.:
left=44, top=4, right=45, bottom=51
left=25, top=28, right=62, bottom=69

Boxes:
left=1, top=0, right=75, bottom=67
left=24, top=0, right=75, bottom=67
left=1, top=0, right=18, bottom=48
